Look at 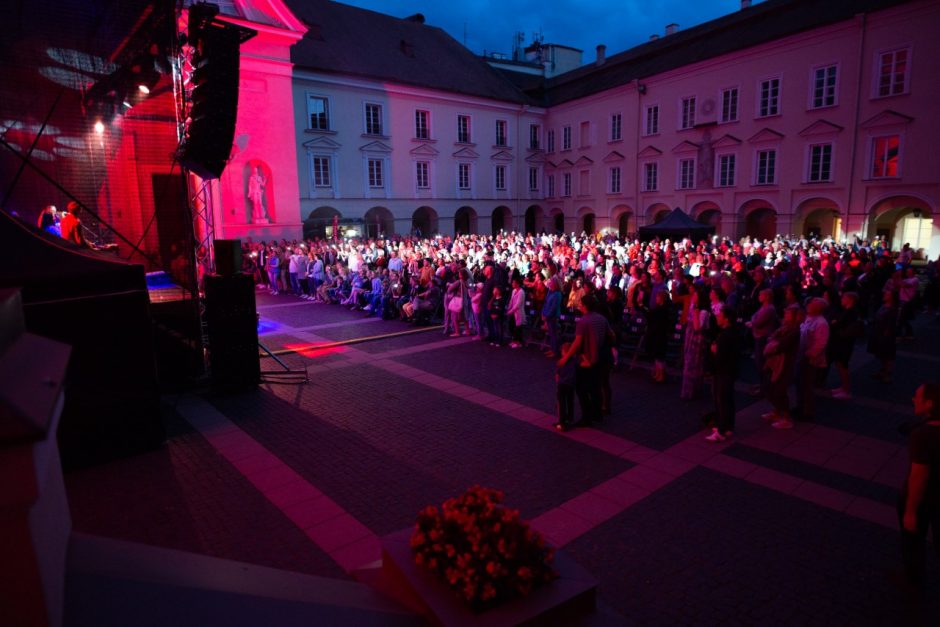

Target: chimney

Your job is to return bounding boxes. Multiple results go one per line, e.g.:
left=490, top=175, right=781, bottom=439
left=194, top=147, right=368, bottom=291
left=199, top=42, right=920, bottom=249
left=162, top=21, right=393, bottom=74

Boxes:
left=665, top=23, right=678, bottom=36
left=595, top=44, right=606, bottom=66
left=649, top=34, right=659, bottom=41
left=405, top=13, right=425, bottom=24
left=740, top=0, right=751, bottom=8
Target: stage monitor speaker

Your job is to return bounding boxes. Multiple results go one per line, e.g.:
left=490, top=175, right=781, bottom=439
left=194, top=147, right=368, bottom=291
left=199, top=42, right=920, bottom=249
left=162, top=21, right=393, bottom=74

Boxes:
left=205, top=273, right=259, bottom=387
left=214, top=239, right=241, bottom=276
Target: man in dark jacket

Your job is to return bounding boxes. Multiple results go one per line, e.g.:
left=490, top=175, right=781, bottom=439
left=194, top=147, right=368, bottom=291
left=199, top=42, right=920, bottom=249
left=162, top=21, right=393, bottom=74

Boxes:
left=706, top=305, right=739, bottom=442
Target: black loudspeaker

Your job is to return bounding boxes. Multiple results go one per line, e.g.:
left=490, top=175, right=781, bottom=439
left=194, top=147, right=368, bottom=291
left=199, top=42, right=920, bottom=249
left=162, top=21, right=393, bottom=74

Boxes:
left=179, top=5, right=254, bottom=179
left=205, top=273, right=259, bottom=386
left=214, top=239, right=241, bottom=276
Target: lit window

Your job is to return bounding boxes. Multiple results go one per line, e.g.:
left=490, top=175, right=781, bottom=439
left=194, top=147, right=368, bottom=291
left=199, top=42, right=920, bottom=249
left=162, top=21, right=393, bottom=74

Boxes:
left=415, top=110, right=430, bottom=139
left=416, top=161, right=430, bottom=188
left=681, top=97, right=696, bottom=129
left=808, top=143, right=833, bottom=182
left=365, top=103, right=383, bottom=135
left=871, top=135, right=900, bottom=178
left=679, top=158, right=696, bottom=189
left=721, top=88, right=738, bottom=123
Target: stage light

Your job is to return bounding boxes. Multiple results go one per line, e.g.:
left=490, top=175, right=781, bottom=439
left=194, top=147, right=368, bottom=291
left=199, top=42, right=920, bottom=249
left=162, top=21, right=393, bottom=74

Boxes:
left=138, top=84, right=151, bottom=95
left=94, top=120, right=105, bottom=134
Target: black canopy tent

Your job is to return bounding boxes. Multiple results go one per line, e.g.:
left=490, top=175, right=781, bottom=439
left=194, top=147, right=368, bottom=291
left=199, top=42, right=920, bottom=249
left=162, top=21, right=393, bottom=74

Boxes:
left=638, top=207, right=715, bottom=242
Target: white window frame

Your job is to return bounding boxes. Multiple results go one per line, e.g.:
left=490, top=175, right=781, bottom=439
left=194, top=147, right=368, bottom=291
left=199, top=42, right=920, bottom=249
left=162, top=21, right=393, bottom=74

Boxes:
left=529, top=124, right=541, bottom=149
left=643, top=162, right=659, bottom=192
left=528, top=166, right=540, bottom=191
left=757, top=76, right=782, bottom=118
left=680, top=96, right=697, bottom=130
left=367, top=158, right=384, bottom=188
left=562, top=172, right=572, bottom=197
left=307, top=94, right=330, bottom=131
left=495, top=164, right=507, bottom=191
left=415, top=160, right=430, bottom=189
left=364, top=102, right=384, bottom=135
left=610, top=112, right=623, bottom=142
left=873, top=46, right=912, bottom=98
left=720, top=87, right=739, bottom=123
left=678, top=157, right=696, bottom=190
left=716, top=153, right=737, bottom=187
left=415, top=109, right=430, bottom=140
left=644, top=104, right=660, bottom=136
left=806, top=142, right=834, bottom=183
left=810, top=64, right=839, bottom=109
left=869, top=134, right=902, bottom=179
left=608, top=166, right=622, bottom=194
left=562, top=125, right=572, bottom=150
left=457, top=162, right=472, bottom=190
left=495, top=119, right=508, bottom=147
left=547, top=174, right=555, bottom=198
left=311, top=155, right=332, bottom=188
left=457, top=114, right=472, bottom=144
left=754, top=149, right=778, bottom=186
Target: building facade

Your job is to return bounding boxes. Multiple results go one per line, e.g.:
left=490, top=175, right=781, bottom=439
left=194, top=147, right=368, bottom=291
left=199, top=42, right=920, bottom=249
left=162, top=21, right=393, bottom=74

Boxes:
left=214, top=0, right=940, bottom=256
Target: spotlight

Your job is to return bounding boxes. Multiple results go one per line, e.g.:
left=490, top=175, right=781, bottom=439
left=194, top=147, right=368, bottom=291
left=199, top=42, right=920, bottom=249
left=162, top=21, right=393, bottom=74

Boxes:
left=94, top=120, right=105, bottom=134
left=138, top=84, right=151, bottom=95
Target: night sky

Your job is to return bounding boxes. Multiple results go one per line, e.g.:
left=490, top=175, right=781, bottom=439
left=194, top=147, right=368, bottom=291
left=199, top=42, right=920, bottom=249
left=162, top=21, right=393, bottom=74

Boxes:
left=337, top=0, right=762, bottom=60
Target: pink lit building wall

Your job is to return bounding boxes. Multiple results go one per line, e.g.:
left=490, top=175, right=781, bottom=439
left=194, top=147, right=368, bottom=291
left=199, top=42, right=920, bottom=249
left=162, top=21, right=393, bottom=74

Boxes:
left=213, top=0, right=939, bottom=256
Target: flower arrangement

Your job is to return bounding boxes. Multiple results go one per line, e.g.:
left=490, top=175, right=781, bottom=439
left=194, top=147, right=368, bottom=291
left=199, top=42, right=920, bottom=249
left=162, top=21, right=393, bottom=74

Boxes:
left=410, top=485, right=558, bottom=612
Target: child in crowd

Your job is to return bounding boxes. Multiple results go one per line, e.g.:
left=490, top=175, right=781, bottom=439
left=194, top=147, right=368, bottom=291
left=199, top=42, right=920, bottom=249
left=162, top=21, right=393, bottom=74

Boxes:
left=488, top=286, right=506, bottom=346
left=554, top=341, right=577, bottom=432
left=472, top=284, right=484, bottom=340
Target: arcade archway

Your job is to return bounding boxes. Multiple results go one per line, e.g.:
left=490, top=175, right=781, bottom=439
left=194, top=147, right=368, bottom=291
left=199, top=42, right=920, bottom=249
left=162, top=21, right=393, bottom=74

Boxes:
left=524, top=204, right=544, bottom=235
left=491, top=205, right=513, bottom=235
left=454, top=206, right=477, bottom=235
left=868, top=195, right=935, bottom=255
left=363, top=206, right=395, bottom=239
left=303, top=206, right=341, bottom=240
left=412, top=206, right=438, bottom=237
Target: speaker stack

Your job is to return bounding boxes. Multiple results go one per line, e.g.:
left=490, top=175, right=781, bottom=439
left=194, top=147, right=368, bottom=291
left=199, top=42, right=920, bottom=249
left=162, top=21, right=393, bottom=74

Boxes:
left=205, top=239, right=259, bottom=387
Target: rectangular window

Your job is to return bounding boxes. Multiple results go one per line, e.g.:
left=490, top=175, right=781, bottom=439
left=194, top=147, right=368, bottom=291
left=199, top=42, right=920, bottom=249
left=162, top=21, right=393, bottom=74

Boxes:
left=562, top=172, right=572, bottom=197
left=610, top=113, right=622, bottom=141
left=579, top=122, right=590, bottom=148
left=458, top=163, right=471, bottom=190
left=457, top=115, right=471, bottom=143
left=877, top=48, right=910, bottom=97
left=717, top=154, right=736, bottom=187
left=812, top=65, right=838, bottom=108
left=756, top=149, right=777, bottom=185
left=645, top=105, right=659, bottom=135
left=368, top=158, right=384, bottom=187
left=643, top=162, right=658, bottom=192
left=871, top=135, right=900, bottom=178
left=679, top=158, right=695, bottom=189
left=312, top=156, right=331, bottom=187
left=562, top=125, right=572, bottom=150
left=579, top=169, right=590, bottom=195
left=721, top=87, right=738, bottom=123
left=759, top=78, right=780, bottom=117
left=609, top=166, right=621, bottom=194
left=415, top=110, right=430, bottom=139
left=308, top=95, right=329, bottom=130
left=547, top=129, right=555, bottom=152
left=495, top=119, right=508, bottom=146
left=547, top=174, right=555, bottom=197
left=495, top=165, right=507, bottom=190
left=416, top=161, right=429, bottom=189
left=681, top=96, right=696, bottom=130
left=529, top=167, right=539, bottom=191
left=808, top=143, right=833, bottom=182
left=365, top=103, right=383, bottom=135
left=529, top=124, right=540, bottom=149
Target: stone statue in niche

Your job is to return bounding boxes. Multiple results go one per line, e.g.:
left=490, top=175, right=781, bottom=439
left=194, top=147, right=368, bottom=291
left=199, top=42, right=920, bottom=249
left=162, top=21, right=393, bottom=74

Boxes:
left=697, top=130, right=714, bottom=189
left=248, top=165, right=268, bottom=223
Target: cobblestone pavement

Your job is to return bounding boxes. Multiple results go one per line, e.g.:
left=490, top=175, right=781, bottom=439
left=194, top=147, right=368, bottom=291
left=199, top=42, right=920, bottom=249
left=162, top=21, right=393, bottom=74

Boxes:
left=65, top=291, right=940, bottom=624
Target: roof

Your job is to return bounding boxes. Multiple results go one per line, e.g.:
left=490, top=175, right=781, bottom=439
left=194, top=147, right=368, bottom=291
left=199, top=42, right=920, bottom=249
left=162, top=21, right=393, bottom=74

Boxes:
left=285, top=0, right=533, bottom=104
left=542, top=0, right=912, bottom=106
left=638, top=208, right=714, bottom=239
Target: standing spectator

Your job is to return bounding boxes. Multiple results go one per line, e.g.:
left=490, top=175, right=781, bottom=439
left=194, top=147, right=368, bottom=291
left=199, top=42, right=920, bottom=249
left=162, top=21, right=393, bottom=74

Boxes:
left=868, top=289, right=899, bottom=383
left=288, top=248, right=306, bottom=295
left=794, top=297, right=829, bottom=422
left=557, top=294, right=614, bottom=427
left=267, top=247, right=281, bottom=294
left=554, top=341, right=577, bottom=432
left=897, top=267, right=919, bottom=340
left=762, top=304, right=802, bottom=429
left=705, top=305, right=739, bottom=442
left=488, top=286, right=506, bottom=346
left=681, top=288, right=711, bottom=400
left=506, top=277, right=526, bottom=348
left=747, top=288, right=779, bottom=396
left=646, top=290, right=672, bottom=383
left=542, top=277, right=562, bottom=357
left=827, top=291, right=864, bottom=399
left=898, top=382, right=940, bottom=594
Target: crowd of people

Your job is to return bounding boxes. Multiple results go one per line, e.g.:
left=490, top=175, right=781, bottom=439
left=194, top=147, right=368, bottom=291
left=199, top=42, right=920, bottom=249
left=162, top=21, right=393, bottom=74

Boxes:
left=242, top=230, right=939, bottom=439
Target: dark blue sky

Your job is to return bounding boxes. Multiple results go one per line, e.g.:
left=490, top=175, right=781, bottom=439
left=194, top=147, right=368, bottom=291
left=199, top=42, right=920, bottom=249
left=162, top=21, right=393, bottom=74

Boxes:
left=338, top=0, right=761, bottom=60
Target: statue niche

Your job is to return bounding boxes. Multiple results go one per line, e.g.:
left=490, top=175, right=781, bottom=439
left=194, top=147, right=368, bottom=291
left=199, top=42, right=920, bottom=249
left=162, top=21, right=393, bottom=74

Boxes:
left=245, top=160, right=275, bottom=224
